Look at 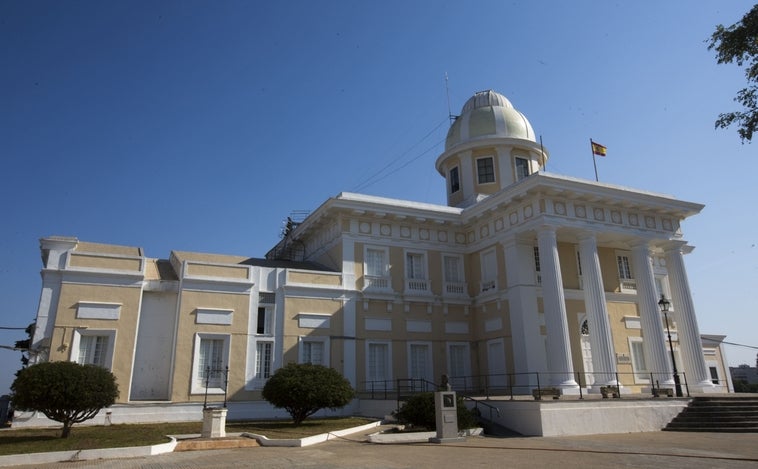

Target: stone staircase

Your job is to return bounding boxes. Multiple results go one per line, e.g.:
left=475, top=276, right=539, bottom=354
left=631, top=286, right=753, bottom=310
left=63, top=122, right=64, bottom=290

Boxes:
left=664, top=396, right=758, bottom=432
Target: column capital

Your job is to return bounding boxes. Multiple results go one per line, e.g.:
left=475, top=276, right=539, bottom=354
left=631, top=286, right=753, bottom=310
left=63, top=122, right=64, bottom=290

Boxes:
left=661, top=240, right=694, bottom=255
left=576, top=231, right=597, bottom=244
left=499, top=233, right=534, bottom=249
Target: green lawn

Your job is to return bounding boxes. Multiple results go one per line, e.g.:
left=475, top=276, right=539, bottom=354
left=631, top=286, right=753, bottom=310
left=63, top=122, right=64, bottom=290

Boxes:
left=0, top=417, right=375, bottom=456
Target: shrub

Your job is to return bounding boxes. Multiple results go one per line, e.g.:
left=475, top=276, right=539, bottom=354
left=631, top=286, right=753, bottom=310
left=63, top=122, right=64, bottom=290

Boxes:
left=393, top=392, right=479, bottom=431
left=261, top=363, right=355, bottom=425
left=11, top=361, right=119, bottom=438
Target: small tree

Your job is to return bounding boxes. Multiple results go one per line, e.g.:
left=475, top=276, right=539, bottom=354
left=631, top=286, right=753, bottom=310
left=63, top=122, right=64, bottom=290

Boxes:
left=262, top=363, right=354, bottom=425
left=11, top=361, right=119, bottom=437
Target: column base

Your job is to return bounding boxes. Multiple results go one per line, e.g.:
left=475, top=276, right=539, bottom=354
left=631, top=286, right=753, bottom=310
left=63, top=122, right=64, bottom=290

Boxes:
left=688, top=381, right=725, bottom=394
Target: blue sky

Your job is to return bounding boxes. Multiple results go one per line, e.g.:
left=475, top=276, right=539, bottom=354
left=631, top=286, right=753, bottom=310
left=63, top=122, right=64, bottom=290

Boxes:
left=1, top=1, right=756, bottom=395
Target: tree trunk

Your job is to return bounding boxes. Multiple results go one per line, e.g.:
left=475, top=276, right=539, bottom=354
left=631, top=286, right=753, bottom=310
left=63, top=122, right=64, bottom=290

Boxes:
left=61, top=422, right=71, bottom=438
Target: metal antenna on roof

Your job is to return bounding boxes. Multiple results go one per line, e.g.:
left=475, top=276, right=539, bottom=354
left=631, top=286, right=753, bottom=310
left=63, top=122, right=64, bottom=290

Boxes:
left=445, top=72, right=456, bottom=123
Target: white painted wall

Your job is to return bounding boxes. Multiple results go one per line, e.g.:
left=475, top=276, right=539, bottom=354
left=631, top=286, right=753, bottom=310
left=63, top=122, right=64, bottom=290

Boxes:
left=129, top=291, right=177, bottom=400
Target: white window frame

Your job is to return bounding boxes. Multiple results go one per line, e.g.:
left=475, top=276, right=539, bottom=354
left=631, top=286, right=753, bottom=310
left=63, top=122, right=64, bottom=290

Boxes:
left=446, top=342, right=471, bottom=389
left=616, top=251, right=636, bottom=293
left=191, top=333, right=230, bottom=394
left=514, top=156, right=530, bottom=181
left=442, top=253, right=466, bottom=296
left=480, top=248, right=497, bottom=292
left=366, top=340, right=392, bottom=384
left=255, top=306, right=273, bottom=336
left=364, top=245, right=391, bottom=291
left=628, top=337, right=649, bottom=384
left=70, top=329, right=116, bottom=370
left=407, top=341, right=433, bottom=384
left=476, top=156, right=495, bottom=184
left=254, top=340, right=274, bottom=381
left=449, top=166, right=460, bottom=193
left=299, top=336, right=330, bottom=366
left=404, top=250, right=429, bottom=294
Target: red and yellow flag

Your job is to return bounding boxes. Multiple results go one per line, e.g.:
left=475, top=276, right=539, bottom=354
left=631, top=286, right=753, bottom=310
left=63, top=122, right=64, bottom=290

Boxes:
left=591, top=141, right=607, bottom=157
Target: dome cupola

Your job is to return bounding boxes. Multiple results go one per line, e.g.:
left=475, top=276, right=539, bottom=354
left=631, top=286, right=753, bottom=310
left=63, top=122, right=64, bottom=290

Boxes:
left=436, top=90, right=547, bottom=208
left=445, top=90, right=536, bottom=151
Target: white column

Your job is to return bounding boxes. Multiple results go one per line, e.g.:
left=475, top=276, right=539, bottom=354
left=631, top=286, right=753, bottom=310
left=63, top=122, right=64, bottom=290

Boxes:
left=537, top=226, right=577, bottom=387
left=631, top=243, right=673, bottom=385
left=665, top=243, right=714, bottom=390
left=502, top=236, right=546, bottom=387
left=578, top=233, right=618, bottom=385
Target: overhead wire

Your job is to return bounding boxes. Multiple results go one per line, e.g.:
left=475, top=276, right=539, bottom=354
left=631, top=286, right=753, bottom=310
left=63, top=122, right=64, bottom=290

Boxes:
left=350, top=118, right=448, bottom=193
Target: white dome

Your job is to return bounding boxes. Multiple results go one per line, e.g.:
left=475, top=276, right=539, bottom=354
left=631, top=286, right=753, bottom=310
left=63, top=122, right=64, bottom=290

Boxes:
left=445, top=90, right=536, bottom=150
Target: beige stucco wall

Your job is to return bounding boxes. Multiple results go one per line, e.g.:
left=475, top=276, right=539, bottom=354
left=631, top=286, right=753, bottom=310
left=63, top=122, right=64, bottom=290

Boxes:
left=171, top=290, right=250, bottom=402
left=185, top=262, right=249, bottom=279
left=49, top=282, right=143, bottom=404
left=288, top=270, right=341, bottom=286
left=68, top=252, right=142, bottom=272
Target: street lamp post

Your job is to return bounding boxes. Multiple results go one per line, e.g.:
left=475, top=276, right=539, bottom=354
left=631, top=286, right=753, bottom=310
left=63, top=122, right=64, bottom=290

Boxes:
left=658, top=295, right=683, bottom=397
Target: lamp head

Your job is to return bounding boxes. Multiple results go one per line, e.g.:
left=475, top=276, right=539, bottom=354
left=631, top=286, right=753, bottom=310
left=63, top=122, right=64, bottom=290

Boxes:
left=658, top=294, right=670, bottom=313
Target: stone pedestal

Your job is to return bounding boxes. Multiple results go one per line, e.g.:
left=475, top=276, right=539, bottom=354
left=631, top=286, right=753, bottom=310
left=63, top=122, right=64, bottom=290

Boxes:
left=201, top=407, right=227, bottom=438
left=429, top=391, right=465, bottom=443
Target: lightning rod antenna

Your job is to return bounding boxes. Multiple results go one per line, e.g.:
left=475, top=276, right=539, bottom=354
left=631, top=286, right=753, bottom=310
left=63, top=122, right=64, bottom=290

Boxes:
left=445, top=72, right=456, bottom=123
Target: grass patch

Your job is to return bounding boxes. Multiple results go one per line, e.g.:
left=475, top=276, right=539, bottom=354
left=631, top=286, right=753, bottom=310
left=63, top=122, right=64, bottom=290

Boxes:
left=0, top=417, right=374, bottom=456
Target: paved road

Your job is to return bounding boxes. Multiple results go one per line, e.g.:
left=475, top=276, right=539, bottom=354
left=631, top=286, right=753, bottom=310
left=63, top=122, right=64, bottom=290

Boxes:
left=8, top=430, right=758, bottom=469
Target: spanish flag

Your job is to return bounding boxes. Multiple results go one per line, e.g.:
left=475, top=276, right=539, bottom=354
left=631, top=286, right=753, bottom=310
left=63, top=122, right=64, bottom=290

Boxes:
left=591, top=141, right=607, bottom=157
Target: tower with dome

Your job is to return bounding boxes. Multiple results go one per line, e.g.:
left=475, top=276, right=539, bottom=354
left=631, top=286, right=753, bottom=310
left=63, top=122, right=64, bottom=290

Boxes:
left=23, top=90, right=731, bottom=435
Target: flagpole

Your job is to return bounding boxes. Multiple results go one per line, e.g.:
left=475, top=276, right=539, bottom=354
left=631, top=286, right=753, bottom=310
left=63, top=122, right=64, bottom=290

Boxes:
left=590, top=138, right=599, bottom=182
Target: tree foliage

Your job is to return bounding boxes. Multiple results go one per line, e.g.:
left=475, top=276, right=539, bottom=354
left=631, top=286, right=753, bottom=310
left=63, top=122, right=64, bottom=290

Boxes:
left=261, top=363, right=354, bottom=425
left=708, top=4, right=758, bottom=143
left=393, top=392, right=479, bottom=431
left=11, top=361, right=119, bottom=437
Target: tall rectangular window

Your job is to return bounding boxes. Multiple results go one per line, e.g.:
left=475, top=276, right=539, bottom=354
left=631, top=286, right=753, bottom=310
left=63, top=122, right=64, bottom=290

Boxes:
left=406, top=252, right=426, bottom=279
left=192, top=333, right=229, bottom=394
left=409, top=343, right=431, bottom=382
left=476, top=157, right=495, bottom=184
left=630, top=339, right=648, bottom=381
left=366, top=248, right=387, bottom=277
left=443, top=255, right=462, bottom=283
left=255, top=341, right=273, bottom=380
left=515, top=157, right=530, bottom=181
left=617, top=255, right=633, bottom=280
left=199, top=338, right=225, bottom=388
left=448, top=343, right=469, bottom=379
left=367, top=342, right=390, bottom=382
left=78, top=335, right=110, bottom=368
left=301, top=341, right=324, bottom=365
left=481, top=249, right=497, bottom=291
left=449, top=166, right=460, bottom=193
left=256, top=307, right=272, bottom=335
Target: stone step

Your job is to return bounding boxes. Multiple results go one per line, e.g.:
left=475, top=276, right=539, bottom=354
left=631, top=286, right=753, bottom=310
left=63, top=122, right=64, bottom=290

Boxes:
left=663, top=426, right=758, bottom=433
left=664, top=396, right=758, bottom=433
left=669, top=420, right=758, bottom=427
